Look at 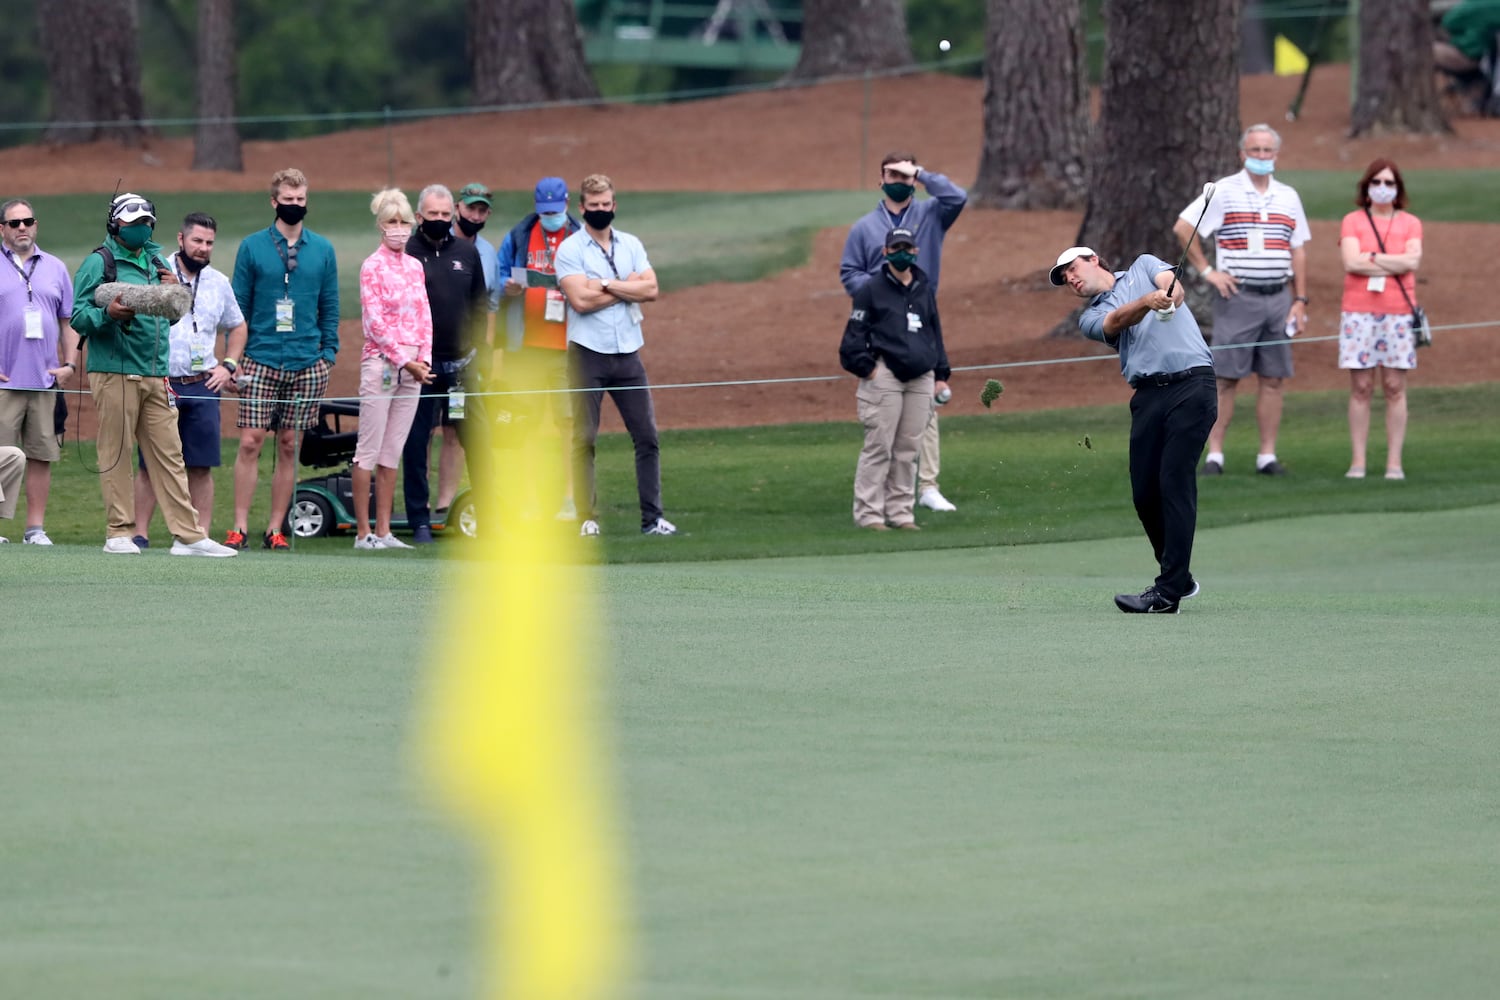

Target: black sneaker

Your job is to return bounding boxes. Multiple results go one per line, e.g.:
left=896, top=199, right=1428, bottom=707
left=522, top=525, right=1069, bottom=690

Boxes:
left=1115, top=587, right=1180, bottom=614
left=131, top=534, right=150, bottom=549
left=1256, top=460, right=1288, bottom=476
left=1199, top=459, right=1223, bottom=476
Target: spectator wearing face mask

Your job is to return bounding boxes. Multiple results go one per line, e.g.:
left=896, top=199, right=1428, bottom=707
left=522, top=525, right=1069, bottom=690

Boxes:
left=838, top=227, right=951, bottom=532
left=352, top=188, right=433, bottom=549
left=496, top=176, right=583, bottom=520
left=452, top=182, right=502, bottom=344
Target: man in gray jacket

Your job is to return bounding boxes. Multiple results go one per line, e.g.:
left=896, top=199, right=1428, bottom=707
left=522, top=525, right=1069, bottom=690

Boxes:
left=840, top=152, right=967, bottom=512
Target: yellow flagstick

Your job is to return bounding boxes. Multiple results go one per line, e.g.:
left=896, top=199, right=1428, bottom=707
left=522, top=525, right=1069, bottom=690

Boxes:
left=418, top=357, right=627, bottom=999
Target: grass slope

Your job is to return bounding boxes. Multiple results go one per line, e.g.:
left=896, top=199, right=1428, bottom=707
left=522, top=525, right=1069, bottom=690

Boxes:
left=2, top=508, right=1498, bottom=997
left=28, top=384, right=1500, bottom=563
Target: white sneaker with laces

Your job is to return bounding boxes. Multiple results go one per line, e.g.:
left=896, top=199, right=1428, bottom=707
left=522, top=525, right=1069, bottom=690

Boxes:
left=103, top=536, right=141, bottom=554
left=24, top=528, right=54, bottom=546
left=642, top=517, right=677, bottom=536
left=918, top=488, right=957, bottom=512
left=376, top=533, right=413, bottom=549
left=353, top=534, right=381, bottom=550
left=579, top=519, right=601, bottom=537
left=170, top=537, right=239, bottom=558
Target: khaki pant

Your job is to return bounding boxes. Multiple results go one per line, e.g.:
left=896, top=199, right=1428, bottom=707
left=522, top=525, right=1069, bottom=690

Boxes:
left=853, top=362, right=934, bottom=527
left=91, top=373, right=205, bottom=542
left=0, top=444, right=24, bottom=521
left=918, top=409, right=941, bottom=493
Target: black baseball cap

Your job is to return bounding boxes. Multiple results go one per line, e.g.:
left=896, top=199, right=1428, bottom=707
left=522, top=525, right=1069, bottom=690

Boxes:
left=885, top=227, right=917, bottom=249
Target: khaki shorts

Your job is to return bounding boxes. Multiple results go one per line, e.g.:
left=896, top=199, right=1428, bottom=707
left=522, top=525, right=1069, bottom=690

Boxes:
left=0, top=387, right=61, bottom=462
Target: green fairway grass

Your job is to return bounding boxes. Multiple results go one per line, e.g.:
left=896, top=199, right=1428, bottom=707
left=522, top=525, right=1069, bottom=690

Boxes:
left=3, top=507, right=1498, bottom=998
left=31, top=383, right=1500, bottom=561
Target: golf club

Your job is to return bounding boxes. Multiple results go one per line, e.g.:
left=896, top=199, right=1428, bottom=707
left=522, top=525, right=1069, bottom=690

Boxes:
left=1166, top=181, right=1216, bottom=300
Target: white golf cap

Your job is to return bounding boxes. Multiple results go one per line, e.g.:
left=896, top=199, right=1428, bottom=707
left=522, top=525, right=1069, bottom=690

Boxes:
left=1049, top=246, right=1097, bottom=286
left=110, top=193, right=156, bottom=226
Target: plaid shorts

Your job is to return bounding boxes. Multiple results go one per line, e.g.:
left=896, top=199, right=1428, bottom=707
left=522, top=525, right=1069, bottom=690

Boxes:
left=236, top=357, right=330, bottom=431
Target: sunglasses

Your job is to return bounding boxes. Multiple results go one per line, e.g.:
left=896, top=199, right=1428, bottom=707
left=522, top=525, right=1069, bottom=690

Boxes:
left=285, top=244, right=299, bottom=273
left=3, top=217, right=36, bottom=229
left=1369, top=179, right=1398, bottom=187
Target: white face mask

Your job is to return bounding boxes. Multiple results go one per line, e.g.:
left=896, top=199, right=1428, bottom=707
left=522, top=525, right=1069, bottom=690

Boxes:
left=1368, top=183, right=1398, bottom=206
left=382, top=226, right=410, bottom=250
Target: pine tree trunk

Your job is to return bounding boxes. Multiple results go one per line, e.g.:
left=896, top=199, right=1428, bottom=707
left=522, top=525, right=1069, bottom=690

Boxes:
left=38, top=0, right=149, bottom=145
left=1056, top=0, right=1241, bottom=339
left=1078, top=0, right=1241, bottom=270
left=972, top=0, right=1087, bottom=210
left=469, top=0, right=599, bottom=106
left=1349, top=0, right=1450, bottom=136
left=785, top=0, right=914, bottom=82
left=192, top=0, right=243, bottom=172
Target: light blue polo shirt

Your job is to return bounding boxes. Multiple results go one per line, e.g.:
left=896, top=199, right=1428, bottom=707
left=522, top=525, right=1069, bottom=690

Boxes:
left=553, top=228, right=652, bottom=356
left=1079, top=254, right=1213, bottom=383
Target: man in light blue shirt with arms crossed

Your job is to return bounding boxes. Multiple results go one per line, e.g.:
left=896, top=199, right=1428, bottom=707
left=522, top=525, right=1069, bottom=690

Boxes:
left=555, top=173, right=674, bottom=539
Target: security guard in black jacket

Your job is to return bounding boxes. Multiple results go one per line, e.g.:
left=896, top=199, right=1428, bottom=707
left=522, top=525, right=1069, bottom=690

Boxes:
left=838, top=227, right=951, bottom=530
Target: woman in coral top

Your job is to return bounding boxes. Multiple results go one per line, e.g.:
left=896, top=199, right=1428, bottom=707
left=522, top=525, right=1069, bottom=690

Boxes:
left=354, top=189, right=434, bottom=548
left=1338, top=159, right=1423, bottom=481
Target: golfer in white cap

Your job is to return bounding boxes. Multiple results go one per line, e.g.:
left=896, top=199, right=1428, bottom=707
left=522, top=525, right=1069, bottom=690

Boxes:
left=1051, top=246, right=1213, bottom=613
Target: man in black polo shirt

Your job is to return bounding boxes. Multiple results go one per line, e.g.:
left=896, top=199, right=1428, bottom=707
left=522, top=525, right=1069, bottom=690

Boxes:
left=403, top=184, right=489, bottom=543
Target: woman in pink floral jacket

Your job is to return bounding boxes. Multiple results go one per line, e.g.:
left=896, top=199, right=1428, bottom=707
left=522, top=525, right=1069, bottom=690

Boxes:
left=353, top=188, right=434, bottom=549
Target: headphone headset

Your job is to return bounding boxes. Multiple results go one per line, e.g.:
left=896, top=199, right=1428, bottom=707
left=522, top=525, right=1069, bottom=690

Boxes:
left=106, top=191, right=157, bottom=238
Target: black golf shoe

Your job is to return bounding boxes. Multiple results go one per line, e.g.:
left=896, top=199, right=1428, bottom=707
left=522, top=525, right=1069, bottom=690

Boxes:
left=1114, top=587, right=1180, bottom=614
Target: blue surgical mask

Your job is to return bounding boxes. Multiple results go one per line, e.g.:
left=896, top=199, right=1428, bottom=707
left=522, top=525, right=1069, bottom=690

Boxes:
left=1244, top=156, right=1276, bottom=176
left=538, top=212, right=567, bottom=233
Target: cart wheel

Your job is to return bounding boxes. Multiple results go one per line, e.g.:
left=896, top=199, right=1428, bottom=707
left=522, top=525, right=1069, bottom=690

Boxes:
left=457, top=498, right=478, bottom=538
left=291, top=492, right=334, bottom=538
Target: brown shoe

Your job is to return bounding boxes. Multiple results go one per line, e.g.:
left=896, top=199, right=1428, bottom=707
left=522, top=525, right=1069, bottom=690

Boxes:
left=859, top=522, right=890, bottom=532
left=894, top=522, right=921, bottom=531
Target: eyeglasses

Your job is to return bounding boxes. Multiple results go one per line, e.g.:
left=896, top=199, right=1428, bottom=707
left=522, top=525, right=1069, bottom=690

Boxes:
left=1369, top=179, right=1398, bottom=187
left=3, top=217, right=36, bottom=229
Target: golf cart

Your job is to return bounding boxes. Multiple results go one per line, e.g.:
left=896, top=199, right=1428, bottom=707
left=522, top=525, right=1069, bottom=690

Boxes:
left=290, top=401, right=476, bottom=539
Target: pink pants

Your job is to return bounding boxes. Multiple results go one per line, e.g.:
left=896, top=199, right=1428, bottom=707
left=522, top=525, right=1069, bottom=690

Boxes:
left=354, top=356, right=422, bottom=471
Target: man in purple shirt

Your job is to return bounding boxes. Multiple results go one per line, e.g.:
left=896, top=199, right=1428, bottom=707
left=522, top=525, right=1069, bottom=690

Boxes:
left=0, top=198, right=78, bottom=546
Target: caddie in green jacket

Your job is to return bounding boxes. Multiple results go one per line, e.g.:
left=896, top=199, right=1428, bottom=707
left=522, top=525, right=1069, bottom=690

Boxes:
left=70, top=193, right=237, bottom=558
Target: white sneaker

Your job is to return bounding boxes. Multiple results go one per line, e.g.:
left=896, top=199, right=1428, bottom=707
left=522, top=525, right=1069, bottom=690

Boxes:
left=642, top=517, right=677, bottom=536
left=918, top=488, right=957, bottom=512
left=353, top=534, right=381, bottom=550
left=579, top=519, right=601, bottom=537
left=0, top=535, right=9, bottom=544
left=555, top=497, right=577, bottom=521
left=376, top=533, right=413, bottom=549
left=103, top=536, right=141, bottom=554
left=170, top=537, right=239, bottom=558
left=23, top=528, right=54, bottom=546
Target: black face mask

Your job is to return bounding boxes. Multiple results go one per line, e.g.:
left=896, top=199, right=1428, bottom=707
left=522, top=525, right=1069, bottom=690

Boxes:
left=881, top=181, right=915, bottom=204
left=582, top=209, right=615, bottom=231
left=275, top=202, right=307, bottom=226
left=456, top=216, right=484, bottom=237
left=420, top=218, right=451, bottom=242
left=177, top=248, right=208, bottom=273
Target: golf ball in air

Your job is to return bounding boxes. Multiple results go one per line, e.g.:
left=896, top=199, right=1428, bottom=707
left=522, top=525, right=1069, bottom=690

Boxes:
left=935, top=387, right=952, bottom=404
left=939, top=39, right=951, bottom=52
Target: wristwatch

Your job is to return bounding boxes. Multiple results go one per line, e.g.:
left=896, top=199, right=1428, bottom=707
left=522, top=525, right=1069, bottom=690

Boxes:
left=1294, top=296, right=1310, bottom=305
left=221, top=357, right=239, bottom=373
left=600, top=278, right=611, bottom=291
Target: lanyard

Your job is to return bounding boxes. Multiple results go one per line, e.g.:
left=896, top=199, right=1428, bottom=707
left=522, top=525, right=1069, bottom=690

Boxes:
left=589, top=237, right=620, bottom=279
left=273, top=227, right=298, bottom=291
left=3, top=248, right=38, bottom=304
left=173, top=254, right=201, bottom=337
